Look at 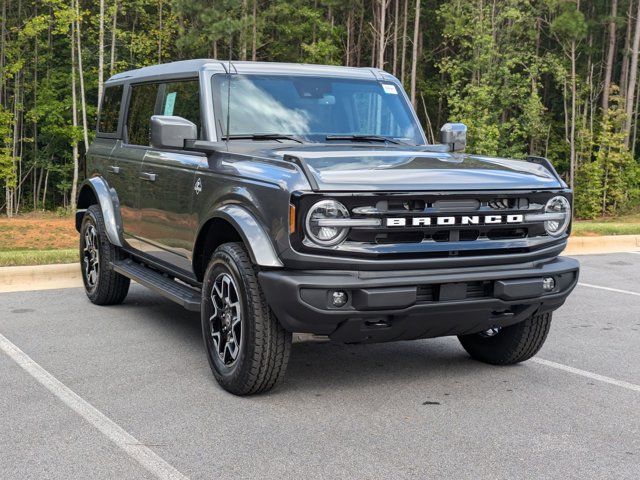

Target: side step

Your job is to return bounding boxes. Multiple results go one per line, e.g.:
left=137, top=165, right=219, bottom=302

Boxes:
left=112, top=259, right=201, bottom=312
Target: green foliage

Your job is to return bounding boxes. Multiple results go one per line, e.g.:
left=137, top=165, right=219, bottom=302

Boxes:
left=575, top=90, right=636, bottom=218
left=437, top=0, right=548, bottom=158
left=0, top=106, right=15, bottom=189
left=0, top=0, right=639, bottom=218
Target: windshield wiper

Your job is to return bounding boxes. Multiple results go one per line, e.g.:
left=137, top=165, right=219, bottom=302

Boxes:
left=325, top=134, right=406, bottom=145
left=223, top=133, right=305, bottom=144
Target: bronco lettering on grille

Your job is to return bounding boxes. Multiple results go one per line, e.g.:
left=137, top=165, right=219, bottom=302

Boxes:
left=385, top=215, right=524, bottom=227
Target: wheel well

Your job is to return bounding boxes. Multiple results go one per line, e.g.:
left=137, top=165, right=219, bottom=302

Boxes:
left=193, top=218, right=244, bottom=281
left=75, top=185, right=98, bottom=232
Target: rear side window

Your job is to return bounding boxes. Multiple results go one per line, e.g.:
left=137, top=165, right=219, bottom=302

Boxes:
left=126, top=83, right=159, bottom=145
left=159, top=80, right=201, bottom=137
left=98, top=85, right=123, bottom=134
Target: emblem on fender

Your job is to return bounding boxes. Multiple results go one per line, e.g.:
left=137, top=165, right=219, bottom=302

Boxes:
left=385, top=215, right=524, bottom=227
left=194, top=177, right=203, bottom=195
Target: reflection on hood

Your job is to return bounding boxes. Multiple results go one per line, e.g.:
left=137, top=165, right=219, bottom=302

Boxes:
left=269, top=146, right=563, bottom=191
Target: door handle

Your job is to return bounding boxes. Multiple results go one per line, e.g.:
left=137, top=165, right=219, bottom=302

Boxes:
left=107, top=165, right=120, bottom=174
left=139, top=172, right=157, bottom=182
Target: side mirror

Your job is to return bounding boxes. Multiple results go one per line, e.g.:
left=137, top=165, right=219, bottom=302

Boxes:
left=440, top=123, right=467, bottom=152
left=150, top=115, right=197, bottom=150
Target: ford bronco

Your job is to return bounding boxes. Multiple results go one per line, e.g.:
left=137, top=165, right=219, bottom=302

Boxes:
left=76, top=60, right=579, bottom=395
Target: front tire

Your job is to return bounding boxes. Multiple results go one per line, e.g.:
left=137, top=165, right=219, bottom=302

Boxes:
left=201, top=242, right=291, bottom=395
left=80, top=204, right=130, bottom=305
left=458, top=312, right=552, bottom=365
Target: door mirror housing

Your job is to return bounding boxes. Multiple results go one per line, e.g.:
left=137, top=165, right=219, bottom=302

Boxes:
left=150, top=115, right=197, bottom=150
left=440, top=123, right=467, bottom=152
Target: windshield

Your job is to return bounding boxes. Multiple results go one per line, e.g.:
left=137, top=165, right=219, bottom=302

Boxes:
left=212, top=74, right=424, bottom=145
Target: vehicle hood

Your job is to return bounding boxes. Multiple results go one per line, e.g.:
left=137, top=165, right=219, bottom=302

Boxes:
left=268, top=146, right=563, bottom=191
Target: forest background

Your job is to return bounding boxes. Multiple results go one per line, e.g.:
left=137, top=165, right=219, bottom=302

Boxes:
left=2, top=0, right=640, bottom=220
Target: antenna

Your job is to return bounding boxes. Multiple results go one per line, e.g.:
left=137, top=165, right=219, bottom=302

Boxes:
left=225, top=32, right=233, bottom=144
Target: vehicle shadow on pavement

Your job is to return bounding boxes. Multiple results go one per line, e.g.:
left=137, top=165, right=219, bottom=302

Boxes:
left=283, top=340, right=480, bottom=393
left=123, top=287, right=493, bottom=394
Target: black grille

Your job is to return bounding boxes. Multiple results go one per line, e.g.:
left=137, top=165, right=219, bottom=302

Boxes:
left=293, top=191, right=569, bottom=260
left=341, top=193, right=549, bottom=245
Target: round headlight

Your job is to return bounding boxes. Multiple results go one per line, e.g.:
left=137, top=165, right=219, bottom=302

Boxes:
left=305, top=200, right=350, bottom=246
left=544, top=196, right=571, bottom=236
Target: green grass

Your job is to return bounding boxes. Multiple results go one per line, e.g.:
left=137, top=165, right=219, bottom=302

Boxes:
left=573, top=213, right=640, bottom=236
left=0, top=249, right=78, bottom=267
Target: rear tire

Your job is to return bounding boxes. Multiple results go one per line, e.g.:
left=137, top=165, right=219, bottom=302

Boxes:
left=80, top=205, right=130, bottom=305
left=201, top=242, right=291, bottom=395
left=458, top=312, right=552, bottom=365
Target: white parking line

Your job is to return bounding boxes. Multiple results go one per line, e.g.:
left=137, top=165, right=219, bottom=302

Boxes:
left=0, top=333, right=188, bottom=480
left=533, top=358, right=640, bottom=393
left=578, top=282, right=640, bottom=297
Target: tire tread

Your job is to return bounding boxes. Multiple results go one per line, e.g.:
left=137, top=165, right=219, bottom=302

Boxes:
left=458, top=312, right=551, bottom=365
left=204, top=242, right=291, bottom=395
left=81, top=205, right=130, bottom=305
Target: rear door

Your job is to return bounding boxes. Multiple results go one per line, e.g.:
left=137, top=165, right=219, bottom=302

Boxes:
left=90, top=84, right=123, bottom=184
left=110, top=82, right=160, bottom=240
left=136, top=79, right=205, bottom=273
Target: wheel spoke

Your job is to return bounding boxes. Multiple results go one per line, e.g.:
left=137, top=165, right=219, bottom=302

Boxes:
left=208, top=272, right=242, bottom=366
left=82, top=225, right=100, bottom=289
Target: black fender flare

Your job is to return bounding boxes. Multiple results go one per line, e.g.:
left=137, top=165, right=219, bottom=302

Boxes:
left=76, top=177, right=124, bottom=247
left=201, top=204, right=283, bottom=268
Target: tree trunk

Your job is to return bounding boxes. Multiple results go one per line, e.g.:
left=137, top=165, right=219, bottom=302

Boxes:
left=241, top=0, right=247, bottom=61
left=410, top=0, right=420, bottom=108
left=98, top=0, right=105, bottom=105
left=346, top=9, right=352, bottom=66
left=71, top=7, right=79, bottom=211
left=401, top=0, right=408, bottom=85
left=355, top=6, right=364, bottom=67
left=158, top=0, right=163, bottom=62
left=110, top=0, right=118, bottom=76
left=371, top=2, right=377, bottom=67
left=570, top=41, right=577, bottom=189
left=378, top=0, right=387, bottom=69
left=633, top=74, right=640, bottom=156
left=0, top=0, right=5, bottom=106
left=625, top=0, right=640, bottom=146
left=42, top=167, right=50, bottom=209
left=9, top=72, right=20, bottom=218
left=392, top=0, right=399, bottom=76
left=621, top=0, right=633, bottom=96
left=602, top=0, right=617, bottom=112
left=74, top=0, right=90, bottom=152
left=251, top=0, right=257, bottom=61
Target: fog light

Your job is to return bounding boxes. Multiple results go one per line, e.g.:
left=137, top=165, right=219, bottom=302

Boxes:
left=542, top=277, right=555, bottom=292
left=331, top=290, right=348, bottom=307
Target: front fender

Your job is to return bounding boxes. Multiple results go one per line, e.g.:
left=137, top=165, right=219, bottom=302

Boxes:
left=76, top=177, right=123, bottom=247
left=210, top=204, right=283, bottom=268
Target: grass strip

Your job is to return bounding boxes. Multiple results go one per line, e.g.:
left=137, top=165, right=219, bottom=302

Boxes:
left=0, top=249, right=78, bottom=267
left=572, top=222, right=640, bottom=236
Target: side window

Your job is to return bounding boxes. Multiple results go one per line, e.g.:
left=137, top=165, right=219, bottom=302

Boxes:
left=158, top=80, right=201, bottom=137
left=126, top=83, right=159, bottom=146
left=98, top=85, right=123, bottom=134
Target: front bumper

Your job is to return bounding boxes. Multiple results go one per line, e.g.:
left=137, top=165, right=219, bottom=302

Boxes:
left=258, top=256, right=579, bottom=343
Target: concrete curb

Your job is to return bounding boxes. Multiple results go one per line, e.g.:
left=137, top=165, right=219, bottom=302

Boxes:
left=0, top=235, right=639, bottom=292
left=0, top=263, right=82, bottom=293
left=566, top=234, right=640, bottom=255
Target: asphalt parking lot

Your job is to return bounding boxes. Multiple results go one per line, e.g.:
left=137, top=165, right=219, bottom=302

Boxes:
left=1, top=252, right=639, bottom=479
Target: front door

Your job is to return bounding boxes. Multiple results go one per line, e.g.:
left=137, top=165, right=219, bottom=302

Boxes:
left=136, top=79, right=204, bottom=274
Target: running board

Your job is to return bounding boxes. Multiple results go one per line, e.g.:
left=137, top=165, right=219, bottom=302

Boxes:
left=112, top=259, right=201, bottom=312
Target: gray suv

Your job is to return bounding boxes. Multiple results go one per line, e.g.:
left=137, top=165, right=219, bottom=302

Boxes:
left=76, top=60, right=579, bottom=395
